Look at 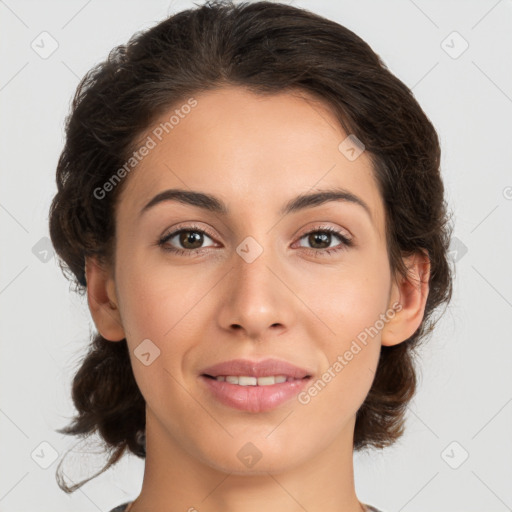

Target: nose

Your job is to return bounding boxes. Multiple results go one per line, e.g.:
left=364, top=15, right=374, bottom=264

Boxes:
left=216, top=244, right=295, bottom=341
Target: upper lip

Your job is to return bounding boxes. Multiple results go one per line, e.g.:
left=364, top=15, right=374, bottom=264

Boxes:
left=201, top=358, right=312, bottom=379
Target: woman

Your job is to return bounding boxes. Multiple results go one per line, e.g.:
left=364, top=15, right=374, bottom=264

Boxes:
left=48, top=1, right=453, bottom=511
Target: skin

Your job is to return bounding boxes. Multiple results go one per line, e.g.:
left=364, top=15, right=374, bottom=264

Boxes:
left=86, top=85, right=430, bottom=512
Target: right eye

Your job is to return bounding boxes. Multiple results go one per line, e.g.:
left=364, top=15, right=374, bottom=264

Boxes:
left=157, top=225, right=217, bottom=256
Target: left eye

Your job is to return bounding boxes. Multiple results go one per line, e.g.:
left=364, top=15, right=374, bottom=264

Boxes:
left=157, top=225, right=353, bottom=256
left=295, top=228, right=352, bottom=253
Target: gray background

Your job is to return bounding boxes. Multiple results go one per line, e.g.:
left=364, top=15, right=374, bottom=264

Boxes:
left=1, top=0, right=511, bottom=511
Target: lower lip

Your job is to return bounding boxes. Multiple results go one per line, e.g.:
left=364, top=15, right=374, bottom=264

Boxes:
left=200, top=375, right=311, bottom=413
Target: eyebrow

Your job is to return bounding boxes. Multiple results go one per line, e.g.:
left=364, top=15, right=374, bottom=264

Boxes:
left=139, top=187, right=372, bottom=222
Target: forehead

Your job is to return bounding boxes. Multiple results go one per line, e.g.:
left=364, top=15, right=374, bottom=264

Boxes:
left=117, top=85, right=384, bottom=230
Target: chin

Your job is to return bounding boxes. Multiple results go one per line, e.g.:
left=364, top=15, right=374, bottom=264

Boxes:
left=195, top=440, right=312, bottom=476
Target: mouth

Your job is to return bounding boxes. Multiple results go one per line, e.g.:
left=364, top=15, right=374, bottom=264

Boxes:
left=201, top=374, right=311, bottom=385
left=200, top=357, right=313, bottom=380
left=198, top=358, right=313, bottom=413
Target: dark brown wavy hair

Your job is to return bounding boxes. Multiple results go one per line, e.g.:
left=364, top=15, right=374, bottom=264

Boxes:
left=49, top=0, right=454, bottom=493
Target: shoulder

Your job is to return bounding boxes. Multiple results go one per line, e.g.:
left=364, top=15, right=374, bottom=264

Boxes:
left=364, top=505, right=386, bottom=512
left=108, top=502, right=133, bottom=512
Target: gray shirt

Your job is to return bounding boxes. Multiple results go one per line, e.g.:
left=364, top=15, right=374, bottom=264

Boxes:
left=109, top=501, right=385, bottom=511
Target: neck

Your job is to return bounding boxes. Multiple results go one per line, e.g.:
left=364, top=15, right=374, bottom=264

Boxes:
left=129, top=408, right=365, bottom=512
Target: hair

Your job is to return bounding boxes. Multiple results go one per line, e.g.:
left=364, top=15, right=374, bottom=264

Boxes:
left=49, top=0, right=454, bottom=492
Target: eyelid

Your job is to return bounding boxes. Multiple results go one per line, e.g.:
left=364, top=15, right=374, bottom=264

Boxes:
left=291, top=225, right=353, bottom=254
left=158, top=221, right=354, bottom=255
left=160, top=223, right=351, bottom=244
left=295, top=222, right=352, bottom=241
left=160, top=222, right=218, bottom=242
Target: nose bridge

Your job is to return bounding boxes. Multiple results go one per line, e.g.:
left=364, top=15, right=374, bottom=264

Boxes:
left=234, top=233, right=280, bottom=310
left=218, top=232, right=292, bottom=338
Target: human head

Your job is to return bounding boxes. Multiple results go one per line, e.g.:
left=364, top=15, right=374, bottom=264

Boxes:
left=49, top=0, right=453, bottom=491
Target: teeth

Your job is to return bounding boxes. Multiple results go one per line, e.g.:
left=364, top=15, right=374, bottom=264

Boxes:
left=216, top=375, right=292, bottom=386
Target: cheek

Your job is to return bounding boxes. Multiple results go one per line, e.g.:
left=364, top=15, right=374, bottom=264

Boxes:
left=298, top=254, right=389, bottom=401
left=116, top=272, right=193, bottom=414
left=301, top=256, right=391, bottom=340
left=114, top=255, right=210, bottom=390
left=115, top=250, right=204, bottom=338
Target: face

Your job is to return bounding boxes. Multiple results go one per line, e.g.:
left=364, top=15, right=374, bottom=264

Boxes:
left=91, top=85, right=414, bottom=475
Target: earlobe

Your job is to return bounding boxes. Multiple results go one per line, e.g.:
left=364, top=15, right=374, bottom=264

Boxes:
left=84, top=256, right=126, bottom=342
left=381, top=249, right=431, bottom=347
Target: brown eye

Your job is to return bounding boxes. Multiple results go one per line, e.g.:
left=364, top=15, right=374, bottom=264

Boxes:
left=157, top=224, right=353, bottom=258
left=295, top=226, right=353, bottom=256
left=158, top=225, right=217, bottom=255
left=305, top=231, right=332, bottom=249
left=177, top=230, right=204, bottom=250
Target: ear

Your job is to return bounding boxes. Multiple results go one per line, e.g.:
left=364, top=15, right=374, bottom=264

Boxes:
left=381, top=249, right=430, bottom=347
left=85, top=256, right=125, bottom=342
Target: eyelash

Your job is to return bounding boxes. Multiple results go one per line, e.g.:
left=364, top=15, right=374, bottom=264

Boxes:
left=157, top=223, right=353, bottom=257
left=157, top=226, right=353, bottom=257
